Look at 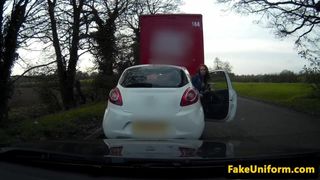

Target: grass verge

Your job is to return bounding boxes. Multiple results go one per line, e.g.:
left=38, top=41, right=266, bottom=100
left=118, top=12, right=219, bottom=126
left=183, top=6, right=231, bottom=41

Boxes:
left=5, top=102, right=107, bottom=142
left=233, top=82, right=320, bottom=116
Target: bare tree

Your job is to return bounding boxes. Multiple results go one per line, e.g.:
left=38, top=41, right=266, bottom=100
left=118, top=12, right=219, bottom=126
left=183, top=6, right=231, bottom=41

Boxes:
left=0, top=0, right=42, bottom=123
left=83, top=0, right=181, bottom=75
left=46, top=0, right=85, bottom=109
left=217, top=0, right=320, bottom=71
left=213, top=57, right=233, bottom=73
left=85, top=0, right=129, bottom=76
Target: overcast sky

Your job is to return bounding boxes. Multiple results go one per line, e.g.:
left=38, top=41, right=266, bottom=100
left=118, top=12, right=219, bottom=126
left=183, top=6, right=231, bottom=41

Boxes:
left=181, top=0, right=309, bottom=75
left=12, top=0, right=309, bottom=76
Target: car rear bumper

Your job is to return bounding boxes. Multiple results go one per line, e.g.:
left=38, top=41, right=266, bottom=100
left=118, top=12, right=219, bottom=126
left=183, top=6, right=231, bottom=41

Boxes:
left=102, top=104, right=205, bottom=139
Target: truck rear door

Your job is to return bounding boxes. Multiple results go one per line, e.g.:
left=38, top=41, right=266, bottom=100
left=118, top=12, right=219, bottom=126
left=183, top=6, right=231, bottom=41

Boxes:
left=139, top=14, right=204, bottom=76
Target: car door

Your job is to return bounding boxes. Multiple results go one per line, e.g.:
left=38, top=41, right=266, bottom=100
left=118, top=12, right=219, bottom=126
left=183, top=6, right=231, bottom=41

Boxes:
left=202, top=70, right=237, bottom=122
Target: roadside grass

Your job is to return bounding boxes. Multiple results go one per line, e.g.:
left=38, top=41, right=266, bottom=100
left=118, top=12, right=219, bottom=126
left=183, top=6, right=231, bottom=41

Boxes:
left=233, top=82, right=320, bottom=116
left=9, top=104, right=49, bottom=122
left=208, top=82, right=228, bottom=91
left=6, top=102, right=107, bottom=142
left=0, top=129, right=12, bottom=144
left=80, top=79, right=94, bottom=86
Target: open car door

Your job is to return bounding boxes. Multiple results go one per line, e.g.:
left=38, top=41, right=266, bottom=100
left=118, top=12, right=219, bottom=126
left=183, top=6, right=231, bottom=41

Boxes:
left=202, top=70, right=237, bottom=122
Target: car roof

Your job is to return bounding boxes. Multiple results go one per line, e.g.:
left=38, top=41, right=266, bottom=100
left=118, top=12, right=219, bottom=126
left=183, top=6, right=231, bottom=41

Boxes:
left=125, top=64, right=187, bottom=71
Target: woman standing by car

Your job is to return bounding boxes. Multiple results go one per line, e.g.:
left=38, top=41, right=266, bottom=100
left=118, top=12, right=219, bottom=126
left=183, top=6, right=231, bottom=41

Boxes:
left=192, top=64, right=211, bottom=98
left=192, top=64, right=212, bottom=119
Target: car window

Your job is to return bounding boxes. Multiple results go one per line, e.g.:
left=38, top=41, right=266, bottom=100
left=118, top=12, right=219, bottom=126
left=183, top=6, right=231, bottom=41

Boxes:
left=209, top=71, right=228, bottom=91
left=119, top=66, right=188, bottom=88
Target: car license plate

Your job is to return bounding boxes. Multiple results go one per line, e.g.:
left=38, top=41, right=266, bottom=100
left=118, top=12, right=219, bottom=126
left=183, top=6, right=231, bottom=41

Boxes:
left=132, top=122, right=168, bottom=135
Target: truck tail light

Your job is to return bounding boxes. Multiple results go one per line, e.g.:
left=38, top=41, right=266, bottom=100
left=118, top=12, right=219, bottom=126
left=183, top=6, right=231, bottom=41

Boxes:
left=180, top=87, right=198, bottom=106
left=109, top=87, right=123, bottom=106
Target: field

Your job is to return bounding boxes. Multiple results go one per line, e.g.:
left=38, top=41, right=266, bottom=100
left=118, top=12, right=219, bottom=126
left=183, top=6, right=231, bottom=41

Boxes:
left=232, top=82, right=320, bottom=116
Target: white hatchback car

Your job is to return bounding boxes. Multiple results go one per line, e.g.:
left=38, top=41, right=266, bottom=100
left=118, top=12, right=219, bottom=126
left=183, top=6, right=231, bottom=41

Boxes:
left=103, top=64, right=204, bottom=139
left=103, top=64, right=237, bottom=139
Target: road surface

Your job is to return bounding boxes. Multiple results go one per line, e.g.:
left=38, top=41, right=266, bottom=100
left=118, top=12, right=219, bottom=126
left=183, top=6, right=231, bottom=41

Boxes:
left=203, top=97, right=320, bottom=148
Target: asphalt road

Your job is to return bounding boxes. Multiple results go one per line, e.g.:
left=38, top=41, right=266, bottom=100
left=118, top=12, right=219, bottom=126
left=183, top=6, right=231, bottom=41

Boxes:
left=203, top=97, right=320, bottom=148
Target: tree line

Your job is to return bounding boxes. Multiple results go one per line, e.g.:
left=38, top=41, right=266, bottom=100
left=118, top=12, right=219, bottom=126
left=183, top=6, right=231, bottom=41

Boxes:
left=230, top=70, right=320, bottom=83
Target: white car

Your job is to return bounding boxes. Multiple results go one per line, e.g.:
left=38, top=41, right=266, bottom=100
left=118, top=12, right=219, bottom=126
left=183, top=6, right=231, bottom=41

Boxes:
left=102, top=64, right=237, bottom=139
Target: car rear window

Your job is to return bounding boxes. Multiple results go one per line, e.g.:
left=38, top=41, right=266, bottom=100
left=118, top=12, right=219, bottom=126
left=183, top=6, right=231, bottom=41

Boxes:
left=120, top=66, right=189, bottom=88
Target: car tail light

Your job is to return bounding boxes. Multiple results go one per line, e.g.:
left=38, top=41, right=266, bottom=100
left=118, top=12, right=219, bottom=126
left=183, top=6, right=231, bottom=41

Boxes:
left=109, top=146, right=123, bottom=156
left=109, top=87, right=123, bottom=106
left=180, top=87, right=198, bottom=106
left=179, top=147, right=196, bottom=157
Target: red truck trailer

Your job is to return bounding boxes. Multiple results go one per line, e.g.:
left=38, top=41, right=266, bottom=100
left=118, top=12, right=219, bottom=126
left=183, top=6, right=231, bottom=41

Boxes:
left=139, top=14, right=204, bottom=76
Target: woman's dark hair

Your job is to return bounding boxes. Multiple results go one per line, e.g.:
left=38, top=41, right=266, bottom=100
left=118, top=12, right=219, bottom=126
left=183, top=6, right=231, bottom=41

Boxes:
left=197, top=64, right=209, bottom=84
